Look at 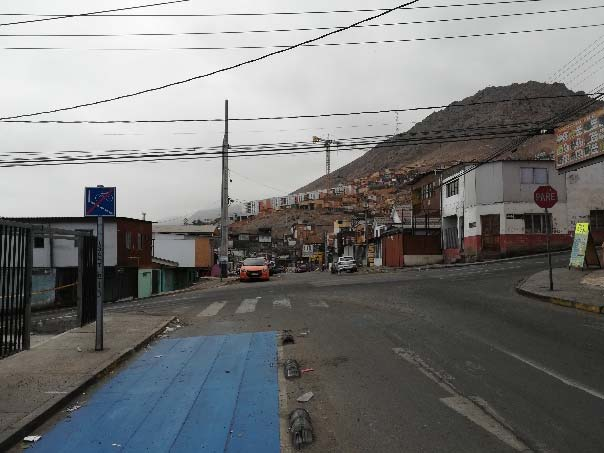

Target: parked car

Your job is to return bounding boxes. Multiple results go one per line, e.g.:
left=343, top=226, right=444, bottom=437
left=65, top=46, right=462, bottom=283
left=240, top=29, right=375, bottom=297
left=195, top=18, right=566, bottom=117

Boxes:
left=331, top=256, right=358, bottom=274
left=295, top=264, right=308, bottom=273
left=240, top=257, right=270, bottom=282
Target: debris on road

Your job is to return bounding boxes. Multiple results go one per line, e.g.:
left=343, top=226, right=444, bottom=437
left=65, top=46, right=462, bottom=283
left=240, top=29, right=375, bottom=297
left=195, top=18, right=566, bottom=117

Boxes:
left=164, top=327, right=175, bottom=333
left=284, top=359, right=301, bottom=379
left=23, top=435, right=42, bottom=443
left=298, top=328, right=310, bottom=337
left=297, top=391, right=314, bottom=403
left=66, top=404, right=82, bottom=413
left=289, top=408, right=314, bottom=450
left=282, top=329, right=295, bottom=345
left=300, top=368, right=314, bottom=374
left=76, top=346, right=82, bottom=352
left=154, top=355, right=163, bottom=358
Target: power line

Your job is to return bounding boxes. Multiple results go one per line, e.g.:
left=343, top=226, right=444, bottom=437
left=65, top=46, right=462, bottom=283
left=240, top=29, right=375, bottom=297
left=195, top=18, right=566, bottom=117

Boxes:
left=6, top=22, right=604, bottom=51
left=2, top=4, right=598, bottom=38
left=0, top=0, right=421, bottom=121
left=1, top=93, right=598, bottom=124
left=547, top=34, right=604, bottom=82
left=0, top=1, right=554, bottom=20
left=0, top=128, right=551, bottom=166
left=0, top=0, right=190, bottom=27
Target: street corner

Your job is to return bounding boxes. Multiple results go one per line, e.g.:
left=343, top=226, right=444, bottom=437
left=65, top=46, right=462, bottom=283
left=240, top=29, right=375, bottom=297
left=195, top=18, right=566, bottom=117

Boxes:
left=25, top=331, right=281, bottom=453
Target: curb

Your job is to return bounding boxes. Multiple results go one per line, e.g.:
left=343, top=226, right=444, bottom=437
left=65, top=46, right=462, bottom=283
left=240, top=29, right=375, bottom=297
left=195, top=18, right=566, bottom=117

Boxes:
left=515, top=285, right=603, bottom=314
left=0, top=316, right=176, bottom=452
left=358, top=250, right=570, bottom=274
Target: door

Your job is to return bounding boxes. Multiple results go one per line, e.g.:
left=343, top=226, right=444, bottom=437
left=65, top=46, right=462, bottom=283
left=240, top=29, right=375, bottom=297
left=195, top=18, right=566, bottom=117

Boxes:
left=480, top=215, right=500, bottom=253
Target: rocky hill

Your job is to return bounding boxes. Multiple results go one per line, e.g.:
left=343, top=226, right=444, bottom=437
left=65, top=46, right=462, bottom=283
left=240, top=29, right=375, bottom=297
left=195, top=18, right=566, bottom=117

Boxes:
left=297, top=81, right=601, bottom=192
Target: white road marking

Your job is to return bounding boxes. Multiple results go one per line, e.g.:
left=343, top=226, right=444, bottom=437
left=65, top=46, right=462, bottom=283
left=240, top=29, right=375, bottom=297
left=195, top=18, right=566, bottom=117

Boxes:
left=392, top=347, right=530, bottom=452
left=273, top=298, right=291, bottom=309
left=440, top=396, right=529, bottom=452
left=197, top=301, right=226, bottom=317
left=309, top=300, right=329, bottom=308
left=493, top=345, right=604, bottom=401
left=235, top=297, right=260, bottom=314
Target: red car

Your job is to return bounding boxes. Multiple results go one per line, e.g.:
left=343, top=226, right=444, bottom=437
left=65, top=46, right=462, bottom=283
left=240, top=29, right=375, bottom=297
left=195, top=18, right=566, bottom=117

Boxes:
left=239, top=257, right=270, bottom=282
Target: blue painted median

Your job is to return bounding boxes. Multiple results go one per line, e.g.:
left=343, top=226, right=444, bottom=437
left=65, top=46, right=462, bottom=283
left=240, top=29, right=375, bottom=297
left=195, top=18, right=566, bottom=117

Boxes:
left=29, top=332, right=280, bottom=453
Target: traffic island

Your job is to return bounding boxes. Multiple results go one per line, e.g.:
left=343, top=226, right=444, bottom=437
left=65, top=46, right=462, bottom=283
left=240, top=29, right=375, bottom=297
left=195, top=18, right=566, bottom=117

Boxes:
left=516, top=268, right=604, bottom=314
left=0, top=313, right=175, bottom=451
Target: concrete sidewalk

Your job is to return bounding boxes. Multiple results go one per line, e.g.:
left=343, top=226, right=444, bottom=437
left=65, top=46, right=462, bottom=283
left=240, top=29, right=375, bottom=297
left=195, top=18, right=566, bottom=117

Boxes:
left=517, top=268, right=604, bottom=314
left=0, top=313, right=174, bottom=451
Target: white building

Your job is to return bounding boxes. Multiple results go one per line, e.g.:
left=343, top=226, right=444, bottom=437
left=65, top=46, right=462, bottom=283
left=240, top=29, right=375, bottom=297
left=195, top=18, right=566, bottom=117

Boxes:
left=440, top=160, right=571, bottom=262
left=244, top=201, right=259, bottom=216
left=564, top=161, right=604, bottom=243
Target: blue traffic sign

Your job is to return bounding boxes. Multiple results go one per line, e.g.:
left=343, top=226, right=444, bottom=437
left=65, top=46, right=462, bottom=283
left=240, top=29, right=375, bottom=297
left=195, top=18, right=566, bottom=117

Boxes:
left=84, top=186, right=116, bottom=217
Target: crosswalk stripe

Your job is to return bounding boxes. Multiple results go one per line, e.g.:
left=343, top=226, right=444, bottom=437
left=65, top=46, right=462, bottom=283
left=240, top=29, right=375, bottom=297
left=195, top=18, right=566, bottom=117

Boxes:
left=197, top=301, right=226, bottom=317
left=235, top=297, right=260, bottom=314
left=273, top=298, right=291, bottom=309
left=309, top=301, right=329, bottom=308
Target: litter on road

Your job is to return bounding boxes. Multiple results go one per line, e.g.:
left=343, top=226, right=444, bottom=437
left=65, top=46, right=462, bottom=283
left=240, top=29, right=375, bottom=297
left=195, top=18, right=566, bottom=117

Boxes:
left=289, top=408, right=313, bottom=450
left=66, top=405, right=82, bottom=413
left=24, top=435, right=42, bottom=443
left=284, top=359, right=301, bottom=379
left=282, top=330, right=295, bottom=345
left=297, top=391, right=314, bottom=403
left=301, top=368, right=314, bottom=374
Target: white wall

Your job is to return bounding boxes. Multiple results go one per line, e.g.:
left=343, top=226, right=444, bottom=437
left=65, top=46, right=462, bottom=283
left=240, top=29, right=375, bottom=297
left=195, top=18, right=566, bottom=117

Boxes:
left=33, top=222, right=117, bottom=268
left=153, top=233, right=195, bottom=267
left=565, top=161, right=604, bottom=232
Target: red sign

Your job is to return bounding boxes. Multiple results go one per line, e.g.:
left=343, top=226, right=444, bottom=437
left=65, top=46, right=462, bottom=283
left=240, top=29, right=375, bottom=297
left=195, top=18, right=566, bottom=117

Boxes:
left=534, top=185, right=558, bottom=209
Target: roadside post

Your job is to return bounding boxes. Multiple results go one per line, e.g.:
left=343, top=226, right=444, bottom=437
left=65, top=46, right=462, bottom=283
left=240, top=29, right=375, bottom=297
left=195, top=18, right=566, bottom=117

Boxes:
left=84, top=186, right=116, bottom=351
left=534, top=185, right=558, bottom=291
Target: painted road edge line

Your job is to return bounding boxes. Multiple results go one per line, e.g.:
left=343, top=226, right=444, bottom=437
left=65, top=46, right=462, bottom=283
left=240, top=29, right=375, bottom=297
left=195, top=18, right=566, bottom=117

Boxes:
left=0, top=316, right=176, bottom=452
left=392, top=347, right=532, bottom=452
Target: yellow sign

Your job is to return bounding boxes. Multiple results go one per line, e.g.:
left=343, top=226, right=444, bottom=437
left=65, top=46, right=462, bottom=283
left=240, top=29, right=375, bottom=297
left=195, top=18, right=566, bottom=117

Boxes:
left=575, top=223, right=589, bottom=234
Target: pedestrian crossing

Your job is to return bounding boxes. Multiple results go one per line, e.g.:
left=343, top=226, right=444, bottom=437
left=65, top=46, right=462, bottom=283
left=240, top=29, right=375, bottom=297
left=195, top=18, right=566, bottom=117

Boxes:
left=194, top=296, right=329, bottom=318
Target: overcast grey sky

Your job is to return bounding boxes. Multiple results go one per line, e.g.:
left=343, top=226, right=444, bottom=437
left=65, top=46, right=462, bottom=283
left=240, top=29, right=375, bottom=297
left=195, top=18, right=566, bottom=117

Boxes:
left=0, top=0, right=602, bottom=221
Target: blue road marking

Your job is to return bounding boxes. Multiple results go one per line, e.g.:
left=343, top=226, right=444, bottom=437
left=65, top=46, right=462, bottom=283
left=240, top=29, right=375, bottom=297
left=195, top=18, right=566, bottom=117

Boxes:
left=29, top=332, right=280, bottom=453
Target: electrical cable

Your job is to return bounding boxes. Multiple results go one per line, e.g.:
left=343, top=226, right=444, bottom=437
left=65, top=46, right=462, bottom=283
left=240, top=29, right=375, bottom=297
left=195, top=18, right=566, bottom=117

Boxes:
left=2, top=4, right=598, bottom=38
left=0, top=0, right=421, bottom=121
left=0, top=93, right=597, bottom=124
left=0, top=0, right=190, bottom=27
left=0, top=1, right=554, bottom=20
left=6, top=22, right=604, bottom=51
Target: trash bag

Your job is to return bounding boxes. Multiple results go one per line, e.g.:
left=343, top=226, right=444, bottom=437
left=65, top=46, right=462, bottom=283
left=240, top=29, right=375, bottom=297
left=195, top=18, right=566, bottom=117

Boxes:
left=289, top=408, right=314, bottom=450
left=282, top=329, right=295, bottom=345
left=284, top=359, right=301, bottom=379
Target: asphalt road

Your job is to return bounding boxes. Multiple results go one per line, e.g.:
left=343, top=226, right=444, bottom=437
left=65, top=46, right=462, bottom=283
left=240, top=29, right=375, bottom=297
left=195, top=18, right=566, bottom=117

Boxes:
left=33, top=256, right=604, bottom=452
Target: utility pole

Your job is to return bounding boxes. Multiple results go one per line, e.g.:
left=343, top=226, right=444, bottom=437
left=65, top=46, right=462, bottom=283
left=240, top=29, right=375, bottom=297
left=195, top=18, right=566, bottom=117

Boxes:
left=220, top=100, right=229, bottom=279
left=364, top=199, right=369, bottom=267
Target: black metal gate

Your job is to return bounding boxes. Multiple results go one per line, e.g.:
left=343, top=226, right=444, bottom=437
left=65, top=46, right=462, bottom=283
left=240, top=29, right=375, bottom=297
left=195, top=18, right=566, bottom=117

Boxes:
left=0, top=220, right=32, bottom=358
left=78, top=235, right=97, bottom=326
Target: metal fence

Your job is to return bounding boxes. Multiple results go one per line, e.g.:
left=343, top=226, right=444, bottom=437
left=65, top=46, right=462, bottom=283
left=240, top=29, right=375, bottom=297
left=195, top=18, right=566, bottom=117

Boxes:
left=0, top=220, right=32, bottom=358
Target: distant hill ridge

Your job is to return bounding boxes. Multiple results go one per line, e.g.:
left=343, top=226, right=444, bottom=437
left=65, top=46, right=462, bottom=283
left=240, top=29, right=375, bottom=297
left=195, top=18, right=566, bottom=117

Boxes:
left=296, top=81, right=600, bottom=192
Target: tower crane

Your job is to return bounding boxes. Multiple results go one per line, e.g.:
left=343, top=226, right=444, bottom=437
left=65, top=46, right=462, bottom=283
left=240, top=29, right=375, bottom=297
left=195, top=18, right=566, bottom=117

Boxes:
left=312, top=135, right=340, bottom=190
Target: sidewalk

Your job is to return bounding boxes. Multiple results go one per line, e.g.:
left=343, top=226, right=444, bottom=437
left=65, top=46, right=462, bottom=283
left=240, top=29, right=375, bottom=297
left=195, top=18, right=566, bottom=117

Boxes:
left=0, top=313, right=174, bottom=451
left=517, top=268, right=604, bottom=314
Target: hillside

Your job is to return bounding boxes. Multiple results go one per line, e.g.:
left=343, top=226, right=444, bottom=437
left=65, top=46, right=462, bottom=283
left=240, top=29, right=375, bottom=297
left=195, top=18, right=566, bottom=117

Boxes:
left=297, top=81, right=600, bottom=192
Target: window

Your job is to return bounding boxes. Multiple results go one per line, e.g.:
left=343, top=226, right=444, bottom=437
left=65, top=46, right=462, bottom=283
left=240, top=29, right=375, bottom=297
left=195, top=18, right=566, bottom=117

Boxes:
left=590, top=210, right=604, bottom=230
left=521, top=167, right=548, bottom=184
left=524, top=213, right=552, bottom=234
left=422, top=183, right=434, bottom=199
left=446, top=180, right=459, bottom=197
left=125, top=231, right=132, bottom=250
left=34, top=237, right=44, bottom=248
left=138, top=233, right=143, bottom=250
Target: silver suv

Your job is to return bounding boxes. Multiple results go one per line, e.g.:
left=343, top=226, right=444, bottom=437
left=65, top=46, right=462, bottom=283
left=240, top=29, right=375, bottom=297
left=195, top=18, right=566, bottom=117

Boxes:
left=332, top=256, right=358, bottom=273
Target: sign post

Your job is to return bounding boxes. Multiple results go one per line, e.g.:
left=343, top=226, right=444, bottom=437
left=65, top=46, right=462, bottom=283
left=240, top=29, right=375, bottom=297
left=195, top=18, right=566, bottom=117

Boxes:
left=534, top=185, right=558, bottom=291
left=85, top=186, right=116, bottom=351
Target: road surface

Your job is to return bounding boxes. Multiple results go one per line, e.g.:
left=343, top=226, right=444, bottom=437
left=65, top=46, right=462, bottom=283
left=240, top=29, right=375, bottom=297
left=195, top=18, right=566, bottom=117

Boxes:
left=26, top=255, right=604, bottom=452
